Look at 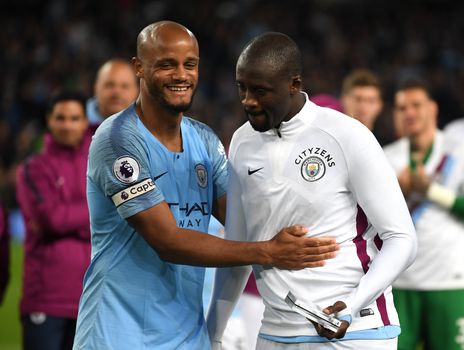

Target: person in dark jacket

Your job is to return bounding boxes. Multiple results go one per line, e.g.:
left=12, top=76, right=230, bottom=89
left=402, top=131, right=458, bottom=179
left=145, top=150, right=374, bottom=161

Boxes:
left=16, top=91, right=92, bottom=350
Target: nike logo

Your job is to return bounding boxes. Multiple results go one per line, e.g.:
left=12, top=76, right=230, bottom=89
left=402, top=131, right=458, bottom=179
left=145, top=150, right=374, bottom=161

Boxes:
left=153, top=171, right=168, bottom=181
left=248, top=167, right=263, bottom=175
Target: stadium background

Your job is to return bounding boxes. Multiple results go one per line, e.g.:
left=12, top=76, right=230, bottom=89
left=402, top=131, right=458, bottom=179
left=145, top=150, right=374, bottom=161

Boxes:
left=1, top=0, right=463, bottom=348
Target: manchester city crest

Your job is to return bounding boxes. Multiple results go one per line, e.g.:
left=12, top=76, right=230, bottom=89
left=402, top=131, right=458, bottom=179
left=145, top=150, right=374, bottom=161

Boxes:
left=301, top=156, right=326, bottom=182
left=195, top=163, right=208, bottom=188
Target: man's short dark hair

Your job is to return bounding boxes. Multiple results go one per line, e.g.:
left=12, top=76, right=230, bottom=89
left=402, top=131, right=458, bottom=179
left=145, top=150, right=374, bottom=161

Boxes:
left=46, top=91, right=88, bottom=117
left=396, top=78, right=433, bottom=100
left=238, top=32, right=302, bottom=77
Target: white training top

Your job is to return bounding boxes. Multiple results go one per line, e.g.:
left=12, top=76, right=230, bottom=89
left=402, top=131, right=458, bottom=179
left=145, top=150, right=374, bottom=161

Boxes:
left=443, top=118, right=464, bottom=147
left=207, top=94, right=416, bottom=342
left=383, top=131, right=464, bottom=290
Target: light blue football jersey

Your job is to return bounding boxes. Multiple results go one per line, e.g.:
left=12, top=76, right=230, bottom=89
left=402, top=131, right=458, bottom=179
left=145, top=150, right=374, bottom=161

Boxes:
left=74, top=104, right=227, bottom=350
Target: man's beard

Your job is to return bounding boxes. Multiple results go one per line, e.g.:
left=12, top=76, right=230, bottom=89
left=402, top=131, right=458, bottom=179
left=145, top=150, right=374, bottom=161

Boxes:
left=149, top=85, right=195, bottom=113
left=162, top=99, right=194, bottom=113
left=247, top=111, right=272, bottom=132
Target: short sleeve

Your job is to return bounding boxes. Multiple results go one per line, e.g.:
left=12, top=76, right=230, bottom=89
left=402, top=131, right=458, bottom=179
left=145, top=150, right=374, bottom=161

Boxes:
left=88, top=114, right=164, bottom=219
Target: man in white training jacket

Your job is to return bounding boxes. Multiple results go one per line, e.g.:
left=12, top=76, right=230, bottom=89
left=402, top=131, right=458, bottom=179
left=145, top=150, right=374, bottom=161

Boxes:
left=207, top=32, right=417, bottom=350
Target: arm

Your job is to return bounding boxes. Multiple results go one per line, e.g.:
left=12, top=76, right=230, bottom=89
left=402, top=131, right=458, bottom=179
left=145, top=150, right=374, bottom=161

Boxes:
left=343, top=130, right=417, bottom=318
left=315, top=130, right=417, bottom=339
left=127, top=201, right=331, bottom=268
left=16, top=160, right=89, bottom=238
left=207, top=161, right=253, bottom=345
left=412, top=163, right=464, bottom=219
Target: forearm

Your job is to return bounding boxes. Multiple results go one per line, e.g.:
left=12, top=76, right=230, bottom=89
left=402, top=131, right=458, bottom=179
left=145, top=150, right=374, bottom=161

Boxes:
left=207, top=265, right=251, bottom=342
left=346, top=234, right=416, bottom=316
left=39, top=199, right=90, bottom=236
left=138, top=225, right=271, bottom=267
left=426, top=182, right=464, bottom=219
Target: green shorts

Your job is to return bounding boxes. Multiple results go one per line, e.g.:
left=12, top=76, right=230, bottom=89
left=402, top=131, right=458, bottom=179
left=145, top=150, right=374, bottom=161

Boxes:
left=393, top=288, right=464, bottom=350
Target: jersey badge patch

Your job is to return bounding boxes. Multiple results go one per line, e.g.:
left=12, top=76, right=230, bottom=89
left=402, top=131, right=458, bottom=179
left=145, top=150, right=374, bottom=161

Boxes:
left=301, top=156, right=326, bottom=182
left=195, top=163, right=208, bottom=188
left=113, top=156, right=140, bottom=184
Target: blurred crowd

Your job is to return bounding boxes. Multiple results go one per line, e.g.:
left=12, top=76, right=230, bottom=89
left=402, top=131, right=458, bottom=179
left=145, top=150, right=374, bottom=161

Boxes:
left=1, top=0, right=464, bottom=211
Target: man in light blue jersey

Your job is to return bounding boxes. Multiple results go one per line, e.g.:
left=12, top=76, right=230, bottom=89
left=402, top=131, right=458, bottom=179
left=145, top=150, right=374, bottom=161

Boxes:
left=73, top=21, right=339, bottom=350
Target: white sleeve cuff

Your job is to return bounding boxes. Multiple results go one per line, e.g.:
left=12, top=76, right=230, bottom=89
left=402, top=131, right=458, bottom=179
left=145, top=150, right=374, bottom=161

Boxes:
left=426, top=182, right=456, bottom=209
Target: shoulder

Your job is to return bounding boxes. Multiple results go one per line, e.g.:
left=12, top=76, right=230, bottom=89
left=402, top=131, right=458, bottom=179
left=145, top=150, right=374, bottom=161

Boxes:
left=183, top=117, right=226, bottom=158
left=183, top=116, right=219, bottom=142
left=309, top=104, right=379, bottom=154
left=383, top=138, right=408, bottom=156
left=229, top=121, right=255, bottom=156
left=315, top=105, right=369, bottom=138
left=444, top=118, right=464, bottom=132
left=91, top=106, right=145, bottom=157
left=18, top=153, right=46, bottom=180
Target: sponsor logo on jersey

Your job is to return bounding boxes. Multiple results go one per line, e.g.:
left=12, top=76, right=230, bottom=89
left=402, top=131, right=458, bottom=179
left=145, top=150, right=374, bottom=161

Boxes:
left=301, top=156, right=326, bottom=182
left=111, top=178, right=156, bottom=206
left=248, top=167, right=263, bottom=175
left=195, top=163, right=208, bottom=188
left=167, top=201, right=210, bottom=228
left=113, top=156, right=140, bottom=184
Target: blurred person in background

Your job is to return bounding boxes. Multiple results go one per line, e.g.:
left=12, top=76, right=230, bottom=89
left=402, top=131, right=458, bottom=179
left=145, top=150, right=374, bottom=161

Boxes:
left=383, top=79, right=464, bottom=350
left=309, top=93, right=343, bottom=112
left=341, top=69, right=385, bottom=142
left=0, top=201, right=9, bottom=304
left=16, top=92, right=92, bottom=350
left=86, top=59, right=139, bottom=126
left=443, top=117, right=464, bottom=148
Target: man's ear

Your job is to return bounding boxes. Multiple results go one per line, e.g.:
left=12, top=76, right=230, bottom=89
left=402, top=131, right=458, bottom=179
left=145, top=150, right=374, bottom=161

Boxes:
left=290, top=75, right=302, bottom=94
left=132, top=57, right=143, bottom=78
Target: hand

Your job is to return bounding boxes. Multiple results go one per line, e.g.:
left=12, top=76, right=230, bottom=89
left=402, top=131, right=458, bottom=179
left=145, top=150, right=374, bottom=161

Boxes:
left=397, top=167, right=412, bottom=198
left=411, top=163, right=431, bottom=194
left=310, top=301, right=350, bottom=340
left=266, top=225, right=338, bottom=270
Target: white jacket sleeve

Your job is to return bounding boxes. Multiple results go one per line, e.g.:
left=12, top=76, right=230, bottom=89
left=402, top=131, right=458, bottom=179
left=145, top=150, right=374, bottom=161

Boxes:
left=342, top=128, right=417, bottom=317
left=206, top=159, right=252, bottom=343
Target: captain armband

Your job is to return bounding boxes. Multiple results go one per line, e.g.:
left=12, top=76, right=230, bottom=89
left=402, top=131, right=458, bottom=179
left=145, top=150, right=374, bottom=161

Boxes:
left=426, top=182, right=456, bottom=209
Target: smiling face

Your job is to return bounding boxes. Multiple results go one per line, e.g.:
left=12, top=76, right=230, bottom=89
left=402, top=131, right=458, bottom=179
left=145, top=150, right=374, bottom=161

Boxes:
left=134, top=23, right=199, bottom=114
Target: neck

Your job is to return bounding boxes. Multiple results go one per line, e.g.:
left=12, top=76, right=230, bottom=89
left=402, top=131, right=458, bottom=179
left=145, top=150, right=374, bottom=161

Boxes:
left=283, top=92, right=305, bottom=122
left=136, top=95, right=183, bottom=152
left=410, top=128, right=435, bottom=161
left=410, top=128, right=435, bottom=152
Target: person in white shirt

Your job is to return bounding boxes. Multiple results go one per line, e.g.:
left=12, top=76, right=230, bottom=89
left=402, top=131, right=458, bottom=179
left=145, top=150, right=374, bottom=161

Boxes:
left=383, top=79, right=464, bottom=350
left=443, top=117, right=464, bottom=148
left=207, top=32, right=417, bottom=350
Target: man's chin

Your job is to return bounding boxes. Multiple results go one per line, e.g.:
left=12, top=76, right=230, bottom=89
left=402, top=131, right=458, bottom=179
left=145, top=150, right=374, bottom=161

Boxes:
left=249, top=122, right=271, bottom=133
left=161, top=99, right=193, bottom=113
